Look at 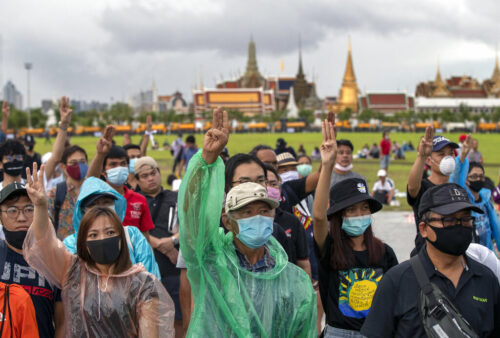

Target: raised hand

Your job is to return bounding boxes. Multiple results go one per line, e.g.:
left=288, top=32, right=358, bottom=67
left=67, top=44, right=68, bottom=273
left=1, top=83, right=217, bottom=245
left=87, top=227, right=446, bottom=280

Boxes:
left=59, top=96, right=72, bottom=126
left=25, top=163, right=48, bottom=206
left=97, top=125, right=115, bottom=155
left=418, top=125, right=434, bottom=158
left=202, top=107, right=229, bottom=164
left=320, top=119, right=337, bottom=167
left=461, top=134, right=473, bottom=157
left=2, top=101, right=10, bottom=119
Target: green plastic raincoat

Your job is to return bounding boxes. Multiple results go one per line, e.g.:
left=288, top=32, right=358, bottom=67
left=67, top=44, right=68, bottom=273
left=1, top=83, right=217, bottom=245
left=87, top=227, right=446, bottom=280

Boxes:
left=178, top=151, right=316, bottom=337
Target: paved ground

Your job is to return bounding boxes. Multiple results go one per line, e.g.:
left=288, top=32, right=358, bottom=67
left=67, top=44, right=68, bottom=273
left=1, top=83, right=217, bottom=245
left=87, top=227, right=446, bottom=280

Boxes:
left=372, top=211, right=417, bottom=262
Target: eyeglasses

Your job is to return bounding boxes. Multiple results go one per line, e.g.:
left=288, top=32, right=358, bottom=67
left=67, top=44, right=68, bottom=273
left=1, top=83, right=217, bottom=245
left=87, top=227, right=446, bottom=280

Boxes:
left=4, top=155, right=23, bottom=162
left=467, top=174, right=485, bottom=181
left=426, top=216, right=474, bottom=228
left=232, top=177, right=268, bottom=186
left=0, top=205, right=35, bottom=219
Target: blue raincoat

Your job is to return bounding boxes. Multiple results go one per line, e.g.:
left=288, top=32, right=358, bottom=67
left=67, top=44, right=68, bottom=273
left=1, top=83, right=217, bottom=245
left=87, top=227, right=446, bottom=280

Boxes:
left=63, top=177, right=161, bottom=279
left=451, top=158, right=500, bottom=250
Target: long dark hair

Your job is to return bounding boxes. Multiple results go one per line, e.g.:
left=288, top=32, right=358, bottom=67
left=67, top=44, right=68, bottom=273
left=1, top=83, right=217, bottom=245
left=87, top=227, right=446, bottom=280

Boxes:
left=329, top=211, right=386, bottom=270
left=76, top=207, right=132, bottom=274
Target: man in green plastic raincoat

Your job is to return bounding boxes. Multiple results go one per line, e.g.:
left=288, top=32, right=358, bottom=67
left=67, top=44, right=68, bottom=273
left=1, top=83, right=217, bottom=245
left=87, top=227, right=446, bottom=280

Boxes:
left=178, top=108, right=317, bottom=337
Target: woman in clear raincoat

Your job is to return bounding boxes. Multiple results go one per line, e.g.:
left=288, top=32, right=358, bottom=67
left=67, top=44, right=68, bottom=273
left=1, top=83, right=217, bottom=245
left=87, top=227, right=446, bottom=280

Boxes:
left=63, top=176, right=161, bottom=279
left=22, top=164, right=174, bottom=337
left=178, top=108, right=316, bottom=337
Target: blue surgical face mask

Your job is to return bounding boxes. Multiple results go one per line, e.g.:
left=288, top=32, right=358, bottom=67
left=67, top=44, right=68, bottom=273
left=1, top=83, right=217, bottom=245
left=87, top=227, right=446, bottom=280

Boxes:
left=341, top=214, right=372, bottom=237
left=106, top=166, right=129, bottom=186
left=129, top=158, right=137, bottom=174
left=236, top=215, right=274, bottom=249
left=296, top=164, right=312, bottom=177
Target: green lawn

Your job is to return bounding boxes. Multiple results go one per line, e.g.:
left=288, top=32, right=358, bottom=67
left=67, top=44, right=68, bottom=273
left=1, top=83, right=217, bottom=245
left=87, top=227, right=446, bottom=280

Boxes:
left=33, top=131, right=500, bottom=212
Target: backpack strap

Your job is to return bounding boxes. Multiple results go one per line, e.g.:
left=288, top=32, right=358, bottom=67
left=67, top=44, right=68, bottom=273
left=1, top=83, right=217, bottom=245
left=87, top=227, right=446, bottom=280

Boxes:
left=53, top=181, right=67, bottom=231
left=0, top=241, right=8, bottom=279
left=410, top=254, right=442, bottom=317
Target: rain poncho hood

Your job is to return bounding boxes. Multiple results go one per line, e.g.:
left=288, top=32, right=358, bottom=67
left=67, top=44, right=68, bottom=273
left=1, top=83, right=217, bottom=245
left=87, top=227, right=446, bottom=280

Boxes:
left=451, top=158, right=500, bottom=250
left=63, top=177, right=161, bottom=279
left=178, top=151, right=316, bottom=337
left=24, top=221, right=174, bottom=337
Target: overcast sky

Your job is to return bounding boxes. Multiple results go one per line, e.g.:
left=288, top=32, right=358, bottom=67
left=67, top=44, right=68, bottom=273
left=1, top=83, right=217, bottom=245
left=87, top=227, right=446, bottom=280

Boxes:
left=1, top=0, right=499, bottom=107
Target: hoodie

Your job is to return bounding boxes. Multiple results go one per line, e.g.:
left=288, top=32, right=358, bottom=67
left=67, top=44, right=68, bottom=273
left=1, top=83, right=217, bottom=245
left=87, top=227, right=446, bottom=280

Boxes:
left=63, top=177, right=160, bottom=279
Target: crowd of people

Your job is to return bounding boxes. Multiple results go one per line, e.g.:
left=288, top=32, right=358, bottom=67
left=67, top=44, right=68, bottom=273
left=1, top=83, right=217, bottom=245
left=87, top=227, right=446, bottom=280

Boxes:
left=0, top=98, right=498, bottom=337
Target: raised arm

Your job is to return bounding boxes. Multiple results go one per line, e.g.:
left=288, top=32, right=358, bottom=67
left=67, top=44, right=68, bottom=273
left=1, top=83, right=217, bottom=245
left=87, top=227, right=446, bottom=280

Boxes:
left=178, top=107, right=229, bottom=266
left=45, top=97, right=72, bottom=180
left=140, top=115, right=153, bottom=156
left=1, top=101, right=10, bottom=134
left=86, top=125, right=115, bottom=178
left=23, top=164, right=72, bottom=287
left=407, top=126, right=433, bottom=198
left=313, top=119, right=337, bottom=254
left=459, top=134, right=472, bottom=164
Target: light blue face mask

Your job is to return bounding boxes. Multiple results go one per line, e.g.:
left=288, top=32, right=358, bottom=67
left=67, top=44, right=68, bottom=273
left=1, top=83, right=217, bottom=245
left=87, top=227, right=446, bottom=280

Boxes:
left=236, top=215, right=274, bottom=249
left=106, top=166, right=130, bottom=186
left=296, top=164, right=312, bottom=177
left=129, top=158, right=138, bottom=174
left=341, top=214, right=372, bottom=237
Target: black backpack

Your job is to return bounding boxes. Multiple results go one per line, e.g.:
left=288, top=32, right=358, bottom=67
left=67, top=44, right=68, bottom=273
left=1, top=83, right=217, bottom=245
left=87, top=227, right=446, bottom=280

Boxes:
left=410, top=255, right=478, bottom=338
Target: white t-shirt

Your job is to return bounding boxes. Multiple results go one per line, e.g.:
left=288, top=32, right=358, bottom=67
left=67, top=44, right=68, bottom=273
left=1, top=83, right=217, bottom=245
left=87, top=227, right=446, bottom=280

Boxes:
left=466, top=243, right=500, bottom=284
left=372, top=178, right=394, bottom=192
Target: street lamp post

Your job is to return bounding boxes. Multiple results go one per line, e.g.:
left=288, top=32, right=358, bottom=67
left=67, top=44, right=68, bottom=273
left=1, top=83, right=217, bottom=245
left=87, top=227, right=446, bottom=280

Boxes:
left=24, top=62, right=32, bottom=128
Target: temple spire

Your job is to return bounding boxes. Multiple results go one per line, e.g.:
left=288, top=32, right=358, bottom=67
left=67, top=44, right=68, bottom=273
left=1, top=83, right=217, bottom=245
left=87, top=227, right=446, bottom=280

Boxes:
left=342, top=36, right=356, bottom=83
left=334, top=37, right=359, bottom=113
left=293, top=35, right=309, bottom=107
left=492, top=46, right=500, bottom=82
left=240, top=36, right=263, bottom=88
left=432, top=61, right=450, bottom=97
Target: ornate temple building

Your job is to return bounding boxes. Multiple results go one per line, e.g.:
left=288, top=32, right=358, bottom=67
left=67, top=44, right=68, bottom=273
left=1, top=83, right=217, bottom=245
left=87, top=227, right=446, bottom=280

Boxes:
left=193, top=38, right=275, bottom=116
left=358, top=92, right=415, bottom=115
left=332, top=39, right=360, bottom=113
left=415, top=56, right=500, bottom=98
left=195, top=37, right=320, bottom=116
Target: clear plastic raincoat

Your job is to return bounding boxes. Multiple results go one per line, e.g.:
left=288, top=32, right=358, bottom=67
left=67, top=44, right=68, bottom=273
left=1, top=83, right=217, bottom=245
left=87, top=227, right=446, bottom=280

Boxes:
left=63, top=177, right=161, bottom=279
left=23, top=219, right=174, bottom=337
left=178, top=151, right=316, bottom=337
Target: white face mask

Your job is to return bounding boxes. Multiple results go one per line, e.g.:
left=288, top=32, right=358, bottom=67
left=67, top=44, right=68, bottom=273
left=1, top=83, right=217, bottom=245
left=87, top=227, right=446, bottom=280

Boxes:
left=335, top=163, right=353, bottom=172
left=438, top=156, right=456, bottom=176
left=280, top=170, right=299, bottom=183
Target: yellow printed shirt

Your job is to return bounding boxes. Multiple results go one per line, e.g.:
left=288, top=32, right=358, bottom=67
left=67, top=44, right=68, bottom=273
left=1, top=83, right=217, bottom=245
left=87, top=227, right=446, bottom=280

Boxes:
left=315, top=235, right=398, bottom=330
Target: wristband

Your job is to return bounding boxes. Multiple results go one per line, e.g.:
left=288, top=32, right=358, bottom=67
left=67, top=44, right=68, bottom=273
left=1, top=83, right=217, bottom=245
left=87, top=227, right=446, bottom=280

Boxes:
left=58, top=121, right=69, bottom=131
left=172, top=237, right=179, bottom=246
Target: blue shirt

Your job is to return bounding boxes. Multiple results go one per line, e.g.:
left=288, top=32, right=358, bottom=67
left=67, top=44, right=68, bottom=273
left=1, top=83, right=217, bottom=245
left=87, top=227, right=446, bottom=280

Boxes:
left=234, top=244, right=276, bottom=272
left=182, top=146, right=199, bottom=168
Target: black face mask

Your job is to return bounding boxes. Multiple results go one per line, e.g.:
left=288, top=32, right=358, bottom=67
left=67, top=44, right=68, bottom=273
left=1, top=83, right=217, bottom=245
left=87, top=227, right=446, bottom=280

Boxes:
left=3, top=160, right=24, bottom=177
left=426, top=224, right=473, bottom=256
left=86, top=236, right=121, bottom=265
left=3, top=228, right=28, bottom=250
left=468, top=180, right=484, bottom=193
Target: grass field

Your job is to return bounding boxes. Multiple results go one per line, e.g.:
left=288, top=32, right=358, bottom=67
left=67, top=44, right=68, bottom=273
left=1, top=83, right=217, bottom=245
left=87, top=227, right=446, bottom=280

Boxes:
left=32, top=131, right=500, bottom=212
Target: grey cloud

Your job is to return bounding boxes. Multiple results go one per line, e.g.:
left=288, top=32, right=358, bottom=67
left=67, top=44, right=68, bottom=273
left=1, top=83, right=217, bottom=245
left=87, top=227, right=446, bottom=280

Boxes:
left=100, top=0, right=500, bottom=57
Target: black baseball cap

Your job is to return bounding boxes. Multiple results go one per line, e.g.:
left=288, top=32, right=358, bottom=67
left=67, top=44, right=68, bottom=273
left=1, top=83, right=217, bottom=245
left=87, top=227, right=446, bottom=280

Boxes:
left=24, top=135, right=35, bottom=145
left=327, top=178, right=382, bottom=219
left=0, top=182, right=28, bottom=205
left=81, top=192, right=117, bottom=210
left=418, top=183, right=483, bottom=218
left=433, top=136, right=458, bottom=152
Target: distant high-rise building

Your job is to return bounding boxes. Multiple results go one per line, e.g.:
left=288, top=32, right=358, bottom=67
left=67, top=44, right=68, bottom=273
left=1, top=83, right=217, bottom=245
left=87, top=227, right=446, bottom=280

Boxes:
left=3, top=81, right=23, bottom=109
left=130, top=82, right=159, bottom=113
